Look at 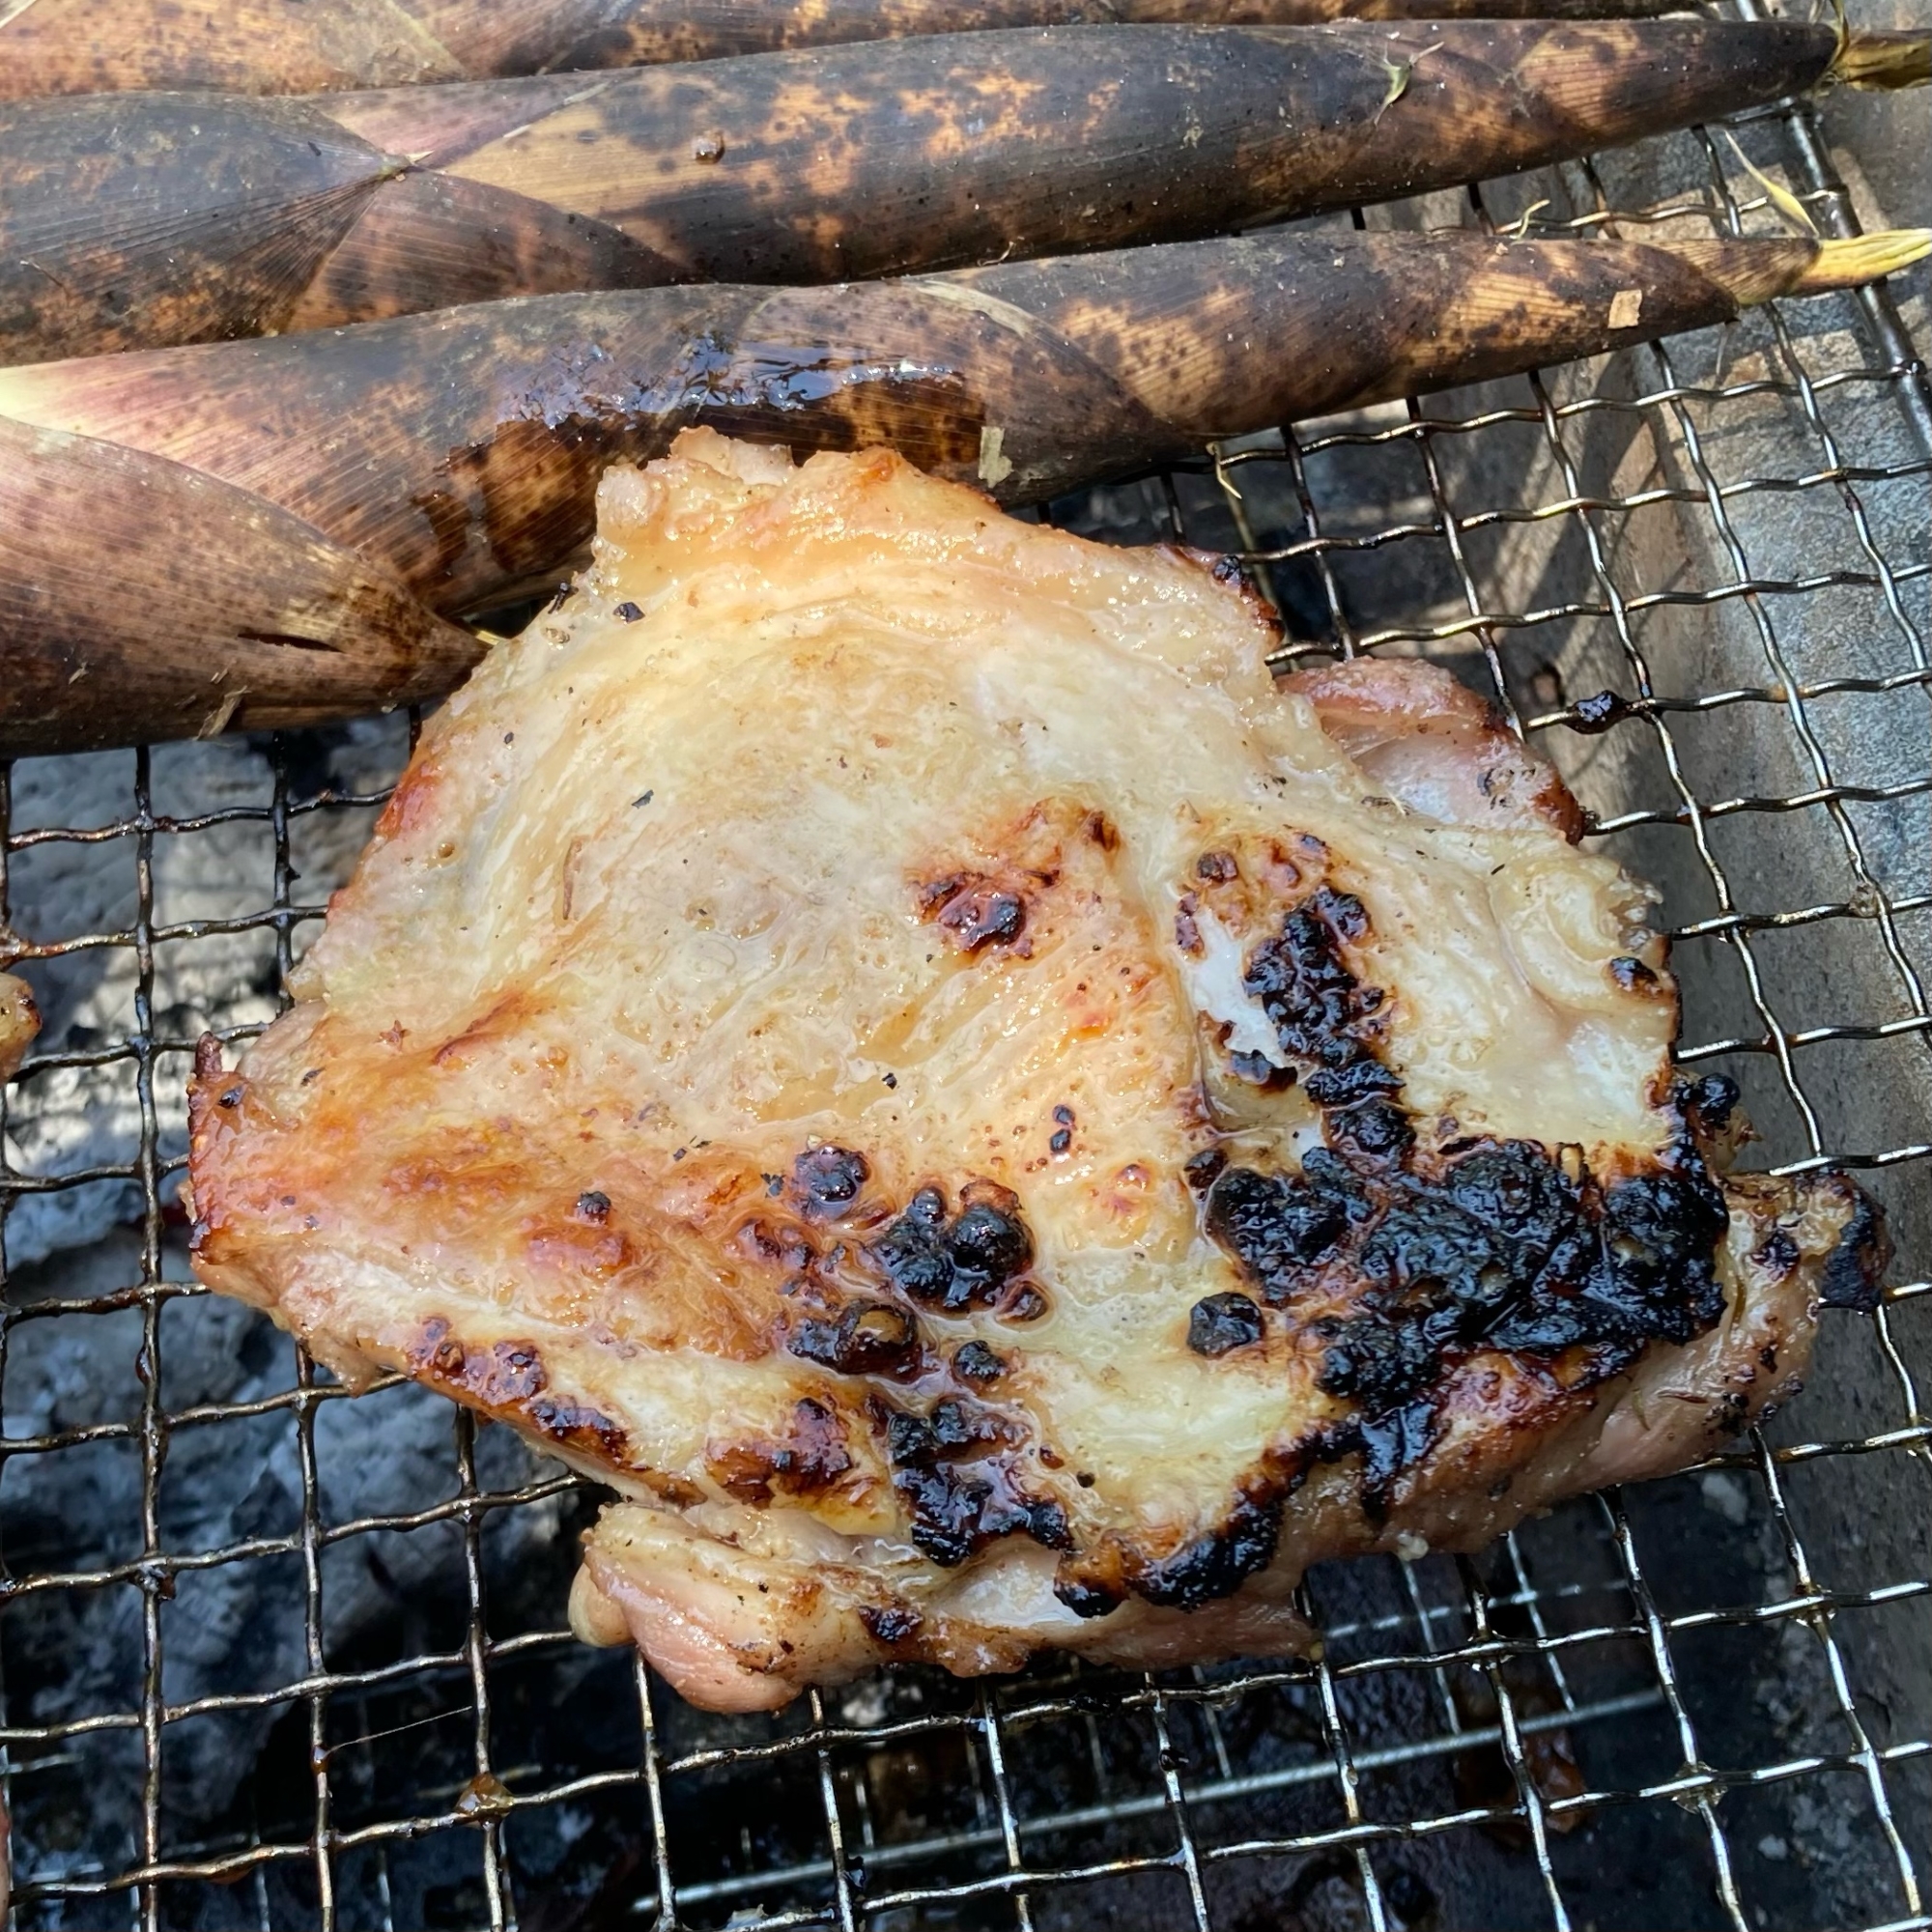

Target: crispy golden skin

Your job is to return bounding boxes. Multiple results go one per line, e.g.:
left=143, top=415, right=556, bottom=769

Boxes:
left=187, top=435, right=1884, bottom=1711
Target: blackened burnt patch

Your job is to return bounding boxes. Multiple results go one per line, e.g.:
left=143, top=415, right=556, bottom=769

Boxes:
left=1229, top=1048, right=1294, bottom=1091
left=1443, top=1141, right=1576, bottom=1258
left=1134, top=1489, right=1284, bottom=1612
left=921, top=871, right=1030, bottom=954
left=1208, top=1128, right=1733, bottom=1520
left=1206, top=1164, right=1347, bottom=1303
left=1188, top=1292, right=1265, bottom=1357
left=1317, top=1140, right=1727, bottom=1485
left=1610, top=954, right=1660, bottom=993
left=1327, top=1096, right=1414, bottom=1163
left=1201, top=875, right=1738, bottom=1525
left=867, top=1185, right=951, bottom=1300
left=1819, top=1186, right=1889, bottom=1312
left=409, top=1321, right=547, bottom=1405
left=942, top=888, right=1026, bottom=951
left=859, top=1605, right=923, bottom=1646
left=887, top=1397, right=1007, bottom=1464
left=407, top=1320, right=628, bottom=1463
left=952, top=1340, right=1008, bottom=1384
left=1183, top=1147, right=1228, bottom=1192
left=526, top=1394, right=629, bottom=1463
left=999, top=1281, right=1051, bottom=1323
left=890, top=1464, right=988, bottom=1567
left=1191, top=876, right=1740, bottom=1527
left=867, top=1182, right=1036, bottom=1314
left=709, top=1397, right=854, bottom=1505
left=880, top=1394, right=1070, bottom=1567
left=1054, top=1572, right=1125, bottom=1619
left=952, top=1197, right=1033, bottom=1282
left=1175, top=894, right=1203, bottom=955
left=793, top=1145, right=869, bottom=1216
left=1241, top=885, right=1388, bottom=1115
left=1682, top=1074, right=1740, bottom=1140
left=786, top=1299, right=921, bottom=1378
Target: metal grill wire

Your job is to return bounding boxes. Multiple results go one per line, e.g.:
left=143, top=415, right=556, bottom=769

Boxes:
left=1, top=33, right=1929, bottom=1932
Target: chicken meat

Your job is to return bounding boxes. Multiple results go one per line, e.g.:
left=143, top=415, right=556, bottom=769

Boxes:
left=185, top=431, right=1886, bottom=1712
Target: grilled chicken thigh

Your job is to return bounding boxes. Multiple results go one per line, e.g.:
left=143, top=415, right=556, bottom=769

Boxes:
left=186, top=432, right=1885, bottom=1712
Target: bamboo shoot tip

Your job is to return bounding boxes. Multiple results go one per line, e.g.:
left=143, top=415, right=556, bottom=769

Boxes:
left=1800, top=230, right=1932, bottom=292
left=1831, top=28, right=1931, bottom=91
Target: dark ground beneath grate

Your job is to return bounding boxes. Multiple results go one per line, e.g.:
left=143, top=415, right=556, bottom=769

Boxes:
left=2, top=1454, right=1912, bottom=1930
left=0, top=1448, right=1895, bottom=1928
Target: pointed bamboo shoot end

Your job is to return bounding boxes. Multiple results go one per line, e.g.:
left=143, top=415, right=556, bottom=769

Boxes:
left=1798, top=231, right=1932, bottom=292
left=1831, top=29, right=1930, bottom=91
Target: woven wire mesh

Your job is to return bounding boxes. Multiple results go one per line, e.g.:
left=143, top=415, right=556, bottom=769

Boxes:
left=1, top=30, right=1929, bottom=1932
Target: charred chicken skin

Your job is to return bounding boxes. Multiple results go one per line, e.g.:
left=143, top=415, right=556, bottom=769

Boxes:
left=186, top=433, right=1885, bottom=1712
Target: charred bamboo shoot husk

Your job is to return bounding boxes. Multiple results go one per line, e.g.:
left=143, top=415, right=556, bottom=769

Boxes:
left=2, top=227, right=1925, bottom=755
left=0, top=0, right=1698, bottom=99
left=0, top=415, right=481, bottom=749
left=4, top=20, right=1917, bottom=366
left=1830, top=22, right=1930, bottom=89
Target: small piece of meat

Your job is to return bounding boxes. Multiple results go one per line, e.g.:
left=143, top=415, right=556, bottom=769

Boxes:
left=186, top=432, right=1883, bottom=1712
left=0, top=970, right=40, bottom=1082
left=1284, top=659, right=1586, bottom=840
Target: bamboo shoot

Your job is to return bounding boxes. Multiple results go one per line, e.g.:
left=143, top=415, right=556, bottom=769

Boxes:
left=2, top=226, right=1924, bottom=754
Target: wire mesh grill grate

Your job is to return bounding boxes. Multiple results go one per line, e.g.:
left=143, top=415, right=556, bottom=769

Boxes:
left=1, top=42, right=1928, bottom=1932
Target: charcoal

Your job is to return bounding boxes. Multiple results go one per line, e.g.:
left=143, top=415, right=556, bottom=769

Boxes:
left=1, top=726, right=574, bottom=1885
